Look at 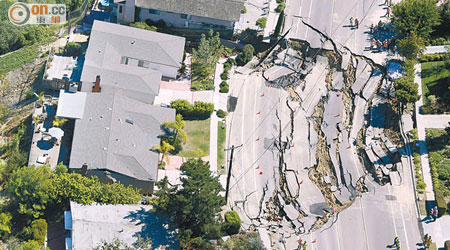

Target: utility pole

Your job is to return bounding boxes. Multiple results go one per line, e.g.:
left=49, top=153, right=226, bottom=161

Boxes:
left=224, top=144, right=243, bottom=205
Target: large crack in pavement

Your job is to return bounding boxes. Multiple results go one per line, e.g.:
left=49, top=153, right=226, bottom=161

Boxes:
left=234, top=21, right=405, bottom=245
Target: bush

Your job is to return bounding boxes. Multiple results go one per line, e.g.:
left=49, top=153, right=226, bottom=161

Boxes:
left=223, top=211, right=241, bottom=235
left=445, top=240, right=450, bottom=250
left=170, top=99, right=214, bottom=119
left=241, top=6, right=247, bottom=14
left=256, top=18, right=267, bottom=29
left=221, top=71, right=229, bottom=80
left=226, top=58, right=236, bottom=66
left=216, top=109, right=227, bottom=118
left=275, top=3, right=285, bottom=13
left=65, top=42, right=82, bottom=56
left=219, top=84, right=229, bottom=93
left=276, top=0, right=284, bottom=3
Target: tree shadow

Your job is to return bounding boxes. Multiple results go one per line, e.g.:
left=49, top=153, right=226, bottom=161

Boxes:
left=125, top=207, right=180, bottom=249
left=421, top=64, right=447, bottom=79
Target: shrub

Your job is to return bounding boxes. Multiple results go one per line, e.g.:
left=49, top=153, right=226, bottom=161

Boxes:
left=219, top=84, right=229, bottom=93
left=65, top=42, right=82, bottom=56
left=221, top=71, right=229, bottom=80
left=241, top=6, right=247, bottom=14
left=216, top=109, right=227, bottom=118
left=226, top=58, right=236, bottom=66
left=223, top=211, right=241, bottom=235
left=256, top=18, right=267, bottom=29
left=445, top=240, right=450, bottom=250
left=276, top=0, right=283, bottom=3
left=275, top=3, right=285, bottom=13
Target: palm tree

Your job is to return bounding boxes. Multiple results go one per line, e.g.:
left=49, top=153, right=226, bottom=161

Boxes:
left=52, top=116, right=67, bottom=127
left=163, top=114, right=188, bottom=144
left=152, top=141, right=174, bottom=165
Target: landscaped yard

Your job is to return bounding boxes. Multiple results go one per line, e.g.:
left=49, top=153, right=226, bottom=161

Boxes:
left=217, top=121, right=226, bottom=171
left=426, top=128, right=450, bottom=213
left=421, top=61, right=450, bottom=114
left=179, top=119, right=210, bottom=158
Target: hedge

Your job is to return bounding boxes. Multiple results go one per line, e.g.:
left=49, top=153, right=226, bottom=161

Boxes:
left=223, top=211, right=241, bottom=235
left=170, top=99, right=214, bottom=119
left=419, top=53, right=448, bottom=62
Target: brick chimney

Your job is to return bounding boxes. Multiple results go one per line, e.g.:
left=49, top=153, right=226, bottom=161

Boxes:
left=93, top=75, right=101, bottom=93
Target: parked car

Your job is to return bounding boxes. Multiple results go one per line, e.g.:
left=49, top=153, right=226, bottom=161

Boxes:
left=36, top=153, right=49, bottom=164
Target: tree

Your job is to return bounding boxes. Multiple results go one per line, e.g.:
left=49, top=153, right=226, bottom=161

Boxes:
left=130, top=22, right=157, bottom=32
left=22, top=240, right=43, bottom=250
left=93, top=236, right=152, bottom=250
left=5, top=165, right=53, bottom=225
left=397, top=32, right=426, bottom=59
left=152, top=141, right=174, bottom=165
left=163, top=114, right=188, bottom=145
left=394, top=76, right=420, bottom=106
left=153, top=159, right=225, bottom=246
left=391, top=0, right=440, bottom=39
left=256, top=18, right=267, bottom=29
left=191, top=30, right=221, bottom=89
left=65, top=42, right=82, bottom=56
left=241, top=44, right=254, bottom=65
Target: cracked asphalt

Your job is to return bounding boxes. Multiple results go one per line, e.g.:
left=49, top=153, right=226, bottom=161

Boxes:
left=226, top=1, right=422, bottom=248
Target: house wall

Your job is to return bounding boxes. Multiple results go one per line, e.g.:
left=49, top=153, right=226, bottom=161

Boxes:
left=73, top=168, right=155, bottom=194
left=138, top=8, right=235, bottom=30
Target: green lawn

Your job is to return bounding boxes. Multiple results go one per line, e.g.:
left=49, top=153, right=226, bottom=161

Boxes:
left=179, top=119, right=210, bottom=158
left=421, top=61, right=450, bottom=113
left=217, top=121, right=226, bottom=171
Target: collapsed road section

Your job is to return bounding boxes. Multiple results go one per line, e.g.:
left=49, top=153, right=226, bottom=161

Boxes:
left=228, top=26, right=407, bottom=247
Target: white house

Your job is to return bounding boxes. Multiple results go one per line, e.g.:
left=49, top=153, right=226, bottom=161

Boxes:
left=113, top=0, right=244, bottom=33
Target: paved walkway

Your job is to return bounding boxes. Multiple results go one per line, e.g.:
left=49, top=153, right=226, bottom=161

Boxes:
left=424, top=45, right=448, bottom=55
left=414, top=62, right=450, bottom=248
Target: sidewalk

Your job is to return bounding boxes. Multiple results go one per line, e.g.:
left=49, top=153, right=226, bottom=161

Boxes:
left=414, top=62, right=450, bottom=248
left=424, top=45, right=448, bottom=55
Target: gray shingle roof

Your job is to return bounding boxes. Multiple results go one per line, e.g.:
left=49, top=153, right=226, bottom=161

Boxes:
left=135, top=0, right=244, bottom=22
left=81, top=21, right=185, bottom=100
left=69, top=92, right=175, bottom=181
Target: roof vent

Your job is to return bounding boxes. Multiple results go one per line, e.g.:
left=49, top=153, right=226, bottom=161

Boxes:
left=100, top=115, right=104, bottom=119
left=103, top=147, right=107, bottom=150
left=105, top=127, right=110, bottom=130
left=131, top=40, right=136, bottom=45
left=125, top=119, right=134, bottom=125
left=89, top=117, right=93, bottom=121
left=116, top=138, right=120, bottom=142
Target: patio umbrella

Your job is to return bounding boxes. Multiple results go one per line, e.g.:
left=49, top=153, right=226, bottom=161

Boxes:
left=48, top=127, right=64, bottom=139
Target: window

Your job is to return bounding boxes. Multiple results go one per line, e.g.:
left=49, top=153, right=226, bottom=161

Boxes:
left=120, top=56, right=129, bottom=65
left=118, top=5, right=122, bottom=14
left=180, top=14, right=188, bottom=19
left=149, top=9, right=160, bottom=15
